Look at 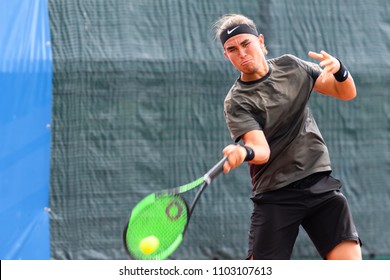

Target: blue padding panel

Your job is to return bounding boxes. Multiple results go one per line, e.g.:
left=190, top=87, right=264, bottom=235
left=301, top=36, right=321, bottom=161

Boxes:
left=0, top=0, right=52, bottom=259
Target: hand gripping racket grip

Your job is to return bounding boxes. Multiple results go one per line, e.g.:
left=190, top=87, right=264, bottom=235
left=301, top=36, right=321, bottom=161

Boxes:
left=203, top=156, right=227, bottom=184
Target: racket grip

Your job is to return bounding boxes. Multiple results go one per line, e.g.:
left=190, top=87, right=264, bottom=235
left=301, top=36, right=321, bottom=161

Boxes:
left=203, top=156, right=227, bottom=184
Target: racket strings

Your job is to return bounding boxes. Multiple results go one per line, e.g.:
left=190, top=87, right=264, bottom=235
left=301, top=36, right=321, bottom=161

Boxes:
left=125, top=194, right=189, bottom=259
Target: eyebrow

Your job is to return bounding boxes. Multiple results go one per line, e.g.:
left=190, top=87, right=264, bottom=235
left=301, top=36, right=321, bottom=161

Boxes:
left=225, top=38, right=252, bottom=51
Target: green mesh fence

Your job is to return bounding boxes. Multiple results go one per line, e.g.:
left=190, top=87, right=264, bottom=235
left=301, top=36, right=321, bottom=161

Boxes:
left=49, top=0, right=390, bottom=259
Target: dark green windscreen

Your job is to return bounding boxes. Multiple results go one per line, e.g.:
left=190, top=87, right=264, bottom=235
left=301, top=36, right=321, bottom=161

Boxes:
left=49, top=0, right=390, bottom=259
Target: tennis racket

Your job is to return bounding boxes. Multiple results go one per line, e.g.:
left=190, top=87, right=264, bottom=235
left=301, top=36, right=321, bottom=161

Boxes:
left=123, top=156, right=227, bottom=260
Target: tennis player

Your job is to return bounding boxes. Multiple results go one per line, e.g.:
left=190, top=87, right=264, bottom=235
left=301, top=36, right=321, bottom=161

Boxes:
left=214, top=14, right=362, bottom=260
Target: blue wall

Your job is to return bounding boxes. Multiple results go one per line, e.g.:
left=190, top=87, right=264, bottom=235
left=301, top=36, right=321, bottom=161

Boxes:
left=0, top=0, right=52, bottom=259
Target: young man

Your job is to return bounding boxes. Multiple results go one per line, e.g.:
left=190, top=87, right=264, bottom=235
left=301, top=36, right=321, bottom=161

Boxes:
left=214, top=14, right=362, bottom=260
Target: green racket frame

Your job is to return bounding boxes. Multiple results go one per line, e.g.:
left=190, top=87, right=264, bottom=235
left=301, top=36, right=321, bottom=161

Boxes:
left=123, top=157, right=227, bottom=260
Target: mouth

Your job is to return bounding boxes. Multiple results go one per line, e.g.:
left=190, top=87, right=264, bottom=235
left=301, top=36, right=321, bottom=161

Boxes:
left=241, top=59, right=252, bottom=66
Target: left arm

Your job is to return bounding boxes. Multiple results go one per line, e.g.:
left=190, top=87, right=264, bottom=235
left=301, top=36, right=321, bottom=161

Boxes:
left=308, top=50, right=356, bottom=101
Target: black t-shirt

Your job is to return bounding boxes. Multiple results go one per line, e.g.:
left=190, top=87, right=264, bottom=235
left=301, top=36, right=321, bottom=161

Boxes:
left=224, top=54, right=332, bottom=194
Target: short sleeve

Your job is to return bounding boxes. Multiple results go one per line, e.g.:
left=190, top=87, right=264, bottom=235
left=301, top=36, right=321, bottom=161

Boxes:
left=224, top=97, right=262, bottom=143
left=295, top=56, right=322, bottom=82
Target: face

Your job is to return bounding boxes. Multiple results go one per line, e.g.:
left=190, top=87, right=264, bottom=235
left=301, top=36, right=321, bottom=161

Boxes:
left=223, top=33, right=267, bottom=81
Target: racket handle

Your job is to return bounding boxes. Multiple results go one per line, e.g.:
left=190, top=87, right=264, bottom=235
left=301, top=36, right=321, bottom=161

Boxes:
left=203, top=156, right=227, bottom=184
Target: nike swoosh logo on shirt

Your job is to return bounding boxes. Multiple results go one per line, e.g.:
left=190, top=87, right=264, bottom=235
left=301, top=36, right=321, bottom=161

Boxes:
left=227, top=26, right=240, bottom=34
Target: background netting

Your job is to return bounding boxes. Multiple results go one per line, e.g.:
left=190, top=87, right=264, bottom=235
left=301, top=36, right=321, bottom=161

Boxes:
left=49, top=0, right=390, bottom=259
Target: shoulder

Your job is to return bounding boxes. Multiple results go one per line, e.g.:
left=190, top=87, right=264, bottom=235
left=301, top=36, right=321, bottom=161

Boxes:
left=224, top=83, right=238, bottom=111
left=223, top=81, right=254, bottom=114
left=269, top=54, right=321, bottom=79
left=268, top=54, right=306, bottom=68
left=224, top=82, right=237, bottom=103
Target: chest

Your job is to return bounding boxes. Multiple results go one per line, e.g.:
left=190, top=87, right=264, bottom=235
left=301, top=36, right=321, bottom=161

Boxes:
left=249, top=74, right=312, bottom=134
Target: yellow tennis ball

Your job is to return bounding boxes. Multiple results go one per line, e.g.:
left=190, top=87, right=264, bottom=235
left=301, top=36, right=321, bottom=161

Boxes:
left=139, top=235, right=160, bottom=255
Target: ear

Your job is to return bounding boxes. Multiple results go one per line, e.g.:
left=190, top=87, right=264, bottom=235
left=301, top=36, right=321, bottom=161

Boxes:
left=258, top=34, right=265, bottom=45
left=223, top=50, right=229, bottom=59
left=258, top=34, right=267, bottom=55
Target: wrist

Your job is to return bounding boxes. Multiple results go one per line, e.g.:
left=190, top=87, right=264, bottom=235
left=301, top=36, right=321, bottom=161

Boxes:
left=242, top=145, right=255, bottom=161
left=333, top=58, right=349, bottom=82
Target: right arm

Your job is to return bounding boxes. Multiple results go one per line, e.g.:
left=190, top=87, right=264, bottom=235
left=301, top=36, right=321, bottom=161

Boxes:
left=222, top=129, right=270, bottom=173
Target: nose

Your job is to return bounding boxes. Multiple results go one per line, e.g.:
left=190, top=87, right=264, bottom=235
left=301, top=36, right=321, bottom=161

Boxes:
left=238, top=47, right=247, bottom=58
